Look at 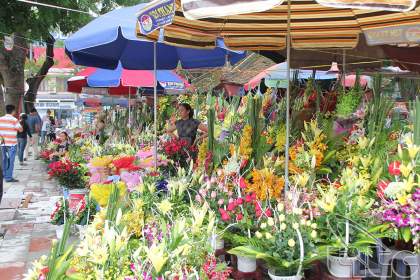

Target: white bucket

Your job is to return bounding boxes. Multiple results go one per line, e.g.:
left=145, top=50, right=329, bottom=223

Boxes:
left=56, top=225, right=64, bottom=239
left=237, top=256, right=257, bottom=273
left=209, top=234, right=224, bottom=251
left=268, top=270, right=302, bottom=280
left=327, top=255, right=357, bottom=278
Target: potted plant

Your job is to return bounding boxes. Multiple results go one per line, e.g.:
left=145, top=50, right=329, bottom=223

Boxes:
left=316, top=170, right=389, bottom=278
left=228, top=200, right=323, bottom=279
left=50, top=198, right=70, bottom=239
left=73, top=195, right=97, bottom=239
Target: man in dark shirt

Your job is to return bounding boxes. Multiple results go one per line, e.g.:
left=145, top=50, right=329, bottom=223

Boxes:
left=26, top=108, right=42, bottom=160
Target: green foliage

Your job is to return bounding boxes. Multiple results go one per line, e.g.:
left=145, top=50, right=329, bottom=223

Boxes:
left=410, top=97, right=420, bottom=145
left=335, top=72, right=363, bottom=119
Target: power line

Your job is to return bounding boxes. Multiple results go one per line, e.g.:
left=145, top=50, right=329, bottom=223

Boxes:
left=16, top=0, right=94, bottom=16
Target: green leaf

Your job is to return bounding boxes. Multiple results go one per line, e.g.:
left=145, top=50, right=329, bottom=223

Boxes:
left=401, top=227, right=412, bottom=242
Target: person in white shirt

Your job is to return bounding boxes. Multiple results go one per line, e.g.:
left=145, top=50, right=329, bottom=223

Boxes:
left=0, top=105, right=23, bottom=183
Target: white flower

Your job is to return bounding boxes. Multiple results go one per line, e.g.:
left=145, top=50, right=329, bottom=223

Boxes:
left=279, top=214, right=286, bottom=222
left=311, top=223, right=317, bottom=229
left=267, top=217, right=274, bottom=226
left=265, top=232, right=273, bottom=239
left=280, top=223, right=287, bottom=230
left=260, top=223, right=267, bottom=229
left=311, top=230, right=317, bottom=239
left=255, top=231, right=263, bottom=239
left=288, top=239, right=296, bottom=247
left=292, top=223, right=299, bottom=230
left=277, top=203, right=284, bottom=212
left=293, top=208, right=303, bottom=215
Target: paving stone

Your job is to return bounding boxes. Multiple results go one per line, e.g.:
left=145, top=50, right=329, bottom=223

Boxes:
left=0, top=209, right=17, bottom=221
left=4, top=223, right=34, bottom=235
left=0, top=197, right=22, bottom=209
left=0, top=262, right=26, bottom=280
left=0, top=234, right=31, bottom=263
left=29, top=236, right=55, bottom=252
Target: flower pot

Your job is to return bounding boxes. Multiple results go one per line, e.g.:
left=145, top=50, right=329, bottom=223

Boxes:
left=76, top=224, right=87, bottom=240
left=327, top=255, right=357, bottom=278
left=56, top=225, right=64, bottom=239
left=268, top=270, right=302, bottom=280
left=68, top=189, right=87, bottom=211
left=237, top=256, right=257, bottom=273
left=209, top=234, right=224, bottom=251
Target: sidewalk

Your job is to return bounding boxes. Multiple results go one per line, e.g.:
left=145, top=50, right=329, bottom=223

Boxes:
left=0, top=158, right=61, bottom=280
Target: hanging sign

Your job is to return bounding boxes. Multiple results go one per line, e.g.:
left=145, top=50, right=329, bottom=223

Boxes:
left=364, top=24, right=420, bottom=46
left=82, top=87, right=109, bottom=95
left=4, top=35, right=14, bottom=51
left=159, top=81, right=185, bottom=90
left=137, top=0, right=175, bottom=35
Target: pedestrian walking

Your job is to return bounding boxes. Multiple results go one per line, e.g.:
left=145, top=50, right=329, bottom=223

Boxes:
left=0, top=105, right=23, bottom=182
left=26, top=108, right=42, bottom=160
left=41, top=109, right=52, bottom=145
left=17, top=113, right=32, bottom=166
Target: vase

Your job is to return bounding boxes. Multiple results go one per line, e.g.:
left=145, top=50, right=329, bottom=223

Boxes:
left=327, top=255, right=357, bottom=278
left=68, top=189, right=88, bottom=211
left=237, top=256, right=257, bottom=273
left=56, top=225, right=64, bottom=239
left=268, top=270, right=302, bottom=280
left=209, top=234, right=224, bottom=251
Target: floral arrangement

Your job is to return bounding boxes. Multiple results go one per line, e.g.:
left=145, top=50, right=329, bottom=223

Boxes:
left=50, top=198, right=69, bottom=225
left=161, top=138, right=197, bottom=167
left=90, top=181, right=126, bottom=207
left=47, top=159, right=86, bottom=189
left=377, top=134, right=420, bottom=252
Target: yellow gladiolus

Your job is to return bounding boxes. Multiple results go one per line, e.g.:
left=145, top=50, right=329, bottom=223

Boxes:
left=399, top=163, right=413, bottom=178
left=407, top=144, right=420, bottom=160
left=147, top=245, right=168, bottom=274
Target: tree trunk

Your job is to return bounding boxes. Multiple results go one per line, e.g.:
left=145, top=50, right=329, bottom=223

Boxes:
left=0, top=33, right=27, bottom=112
left=25, top=34, right=55, bottom=113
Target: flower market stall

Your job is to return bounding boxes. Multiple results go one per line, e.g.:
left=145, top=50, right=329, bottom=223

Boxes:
left=27, top=69, right=420, bottom=279
left=23, top=0, right=420, bottom=279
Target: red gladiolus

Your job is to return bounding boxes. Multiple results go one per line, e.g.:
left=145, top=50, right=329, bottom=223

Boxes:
left=236, top=213, right=243, bottom=221
left=240, top=159, right=248, bottom=169
left=219, top=208, right=231, bottom=222
left=388, top=161, right=401, bottom=176
left=265, top=208, right=272, bottom=217
left=377, top=180, right=390, bottom=198
left=227, top=202, right=236, bottom=212
left=245, top=194, right=252, bottom=203
left=251, top=193, right=256, bottom=201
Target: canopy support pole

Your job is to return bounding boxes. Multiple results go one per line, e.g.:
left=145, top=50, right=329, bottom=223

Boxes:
left=153, top=41, right=158, bottom=171
left=342, top=49, right=346, bottom=93
left=128, top=87, right=131, bottom=138
left=284, top=0, right=291, bottom=193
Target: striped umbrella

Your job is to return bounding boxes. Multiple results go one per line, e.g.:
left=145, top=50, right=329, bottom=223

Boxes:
left=137, top=0, right=420, bottom=50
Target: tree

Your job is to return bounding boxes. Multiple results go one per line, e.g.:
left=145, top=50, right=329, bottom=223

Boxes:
left=0, top=0, right=143, bottom=112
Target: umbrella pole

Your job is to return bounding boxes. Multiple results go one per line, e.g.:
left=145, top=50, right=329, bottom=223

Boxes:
left=342, top=49, right=346, bottom=93
left=153, top=41, right=158, bottom=171
left=284, top=0, right=291, bottom=193
left=128, top=87, right=131, bottom=138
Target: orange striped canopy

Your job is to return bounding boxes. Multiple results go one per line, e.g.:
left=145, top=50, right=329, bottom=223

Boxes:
left=136, top=0, right=420, bottom=50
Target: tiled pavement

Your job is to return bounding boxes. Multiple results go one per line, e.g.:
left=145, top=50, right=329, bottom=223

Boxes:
left=0, top=159, right=61, bottom=280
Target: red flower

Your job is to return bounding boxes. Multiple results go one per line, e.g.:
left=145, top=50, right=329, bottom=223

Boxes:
left=40, top=266, right=49, bottom=276
left=236, top=213, right=243, bottom=221
left=245, top=194, right=252, bottom=203
left=388, top=161, right=401, bottom=176
left=265, top=208, right=272, bottom=217
left=219, top=208, right=230, bottom=222
left=227, top=202, right=236, bottom=212
left=377, top=180, right=390, bottom=198
left=236, top=197, right=244, bottom=205
left=239, top=177, right=247, bottom=189
left=333, top=181, right=342, bottom=189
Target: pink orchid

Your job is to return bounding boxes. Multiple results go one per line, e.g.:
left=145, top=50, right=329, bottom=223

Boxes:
left=120, top=172, right=142, bottom=192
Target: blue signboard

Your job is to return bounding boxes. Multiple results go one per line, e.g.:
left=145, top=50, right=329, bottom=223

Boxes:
left=137, top=0, right=175, bottom=35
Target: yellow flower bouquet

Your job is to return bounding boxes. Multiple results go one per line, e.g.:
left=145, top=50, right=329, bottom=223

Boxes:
left=90, top=181, right=126, bottom=207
